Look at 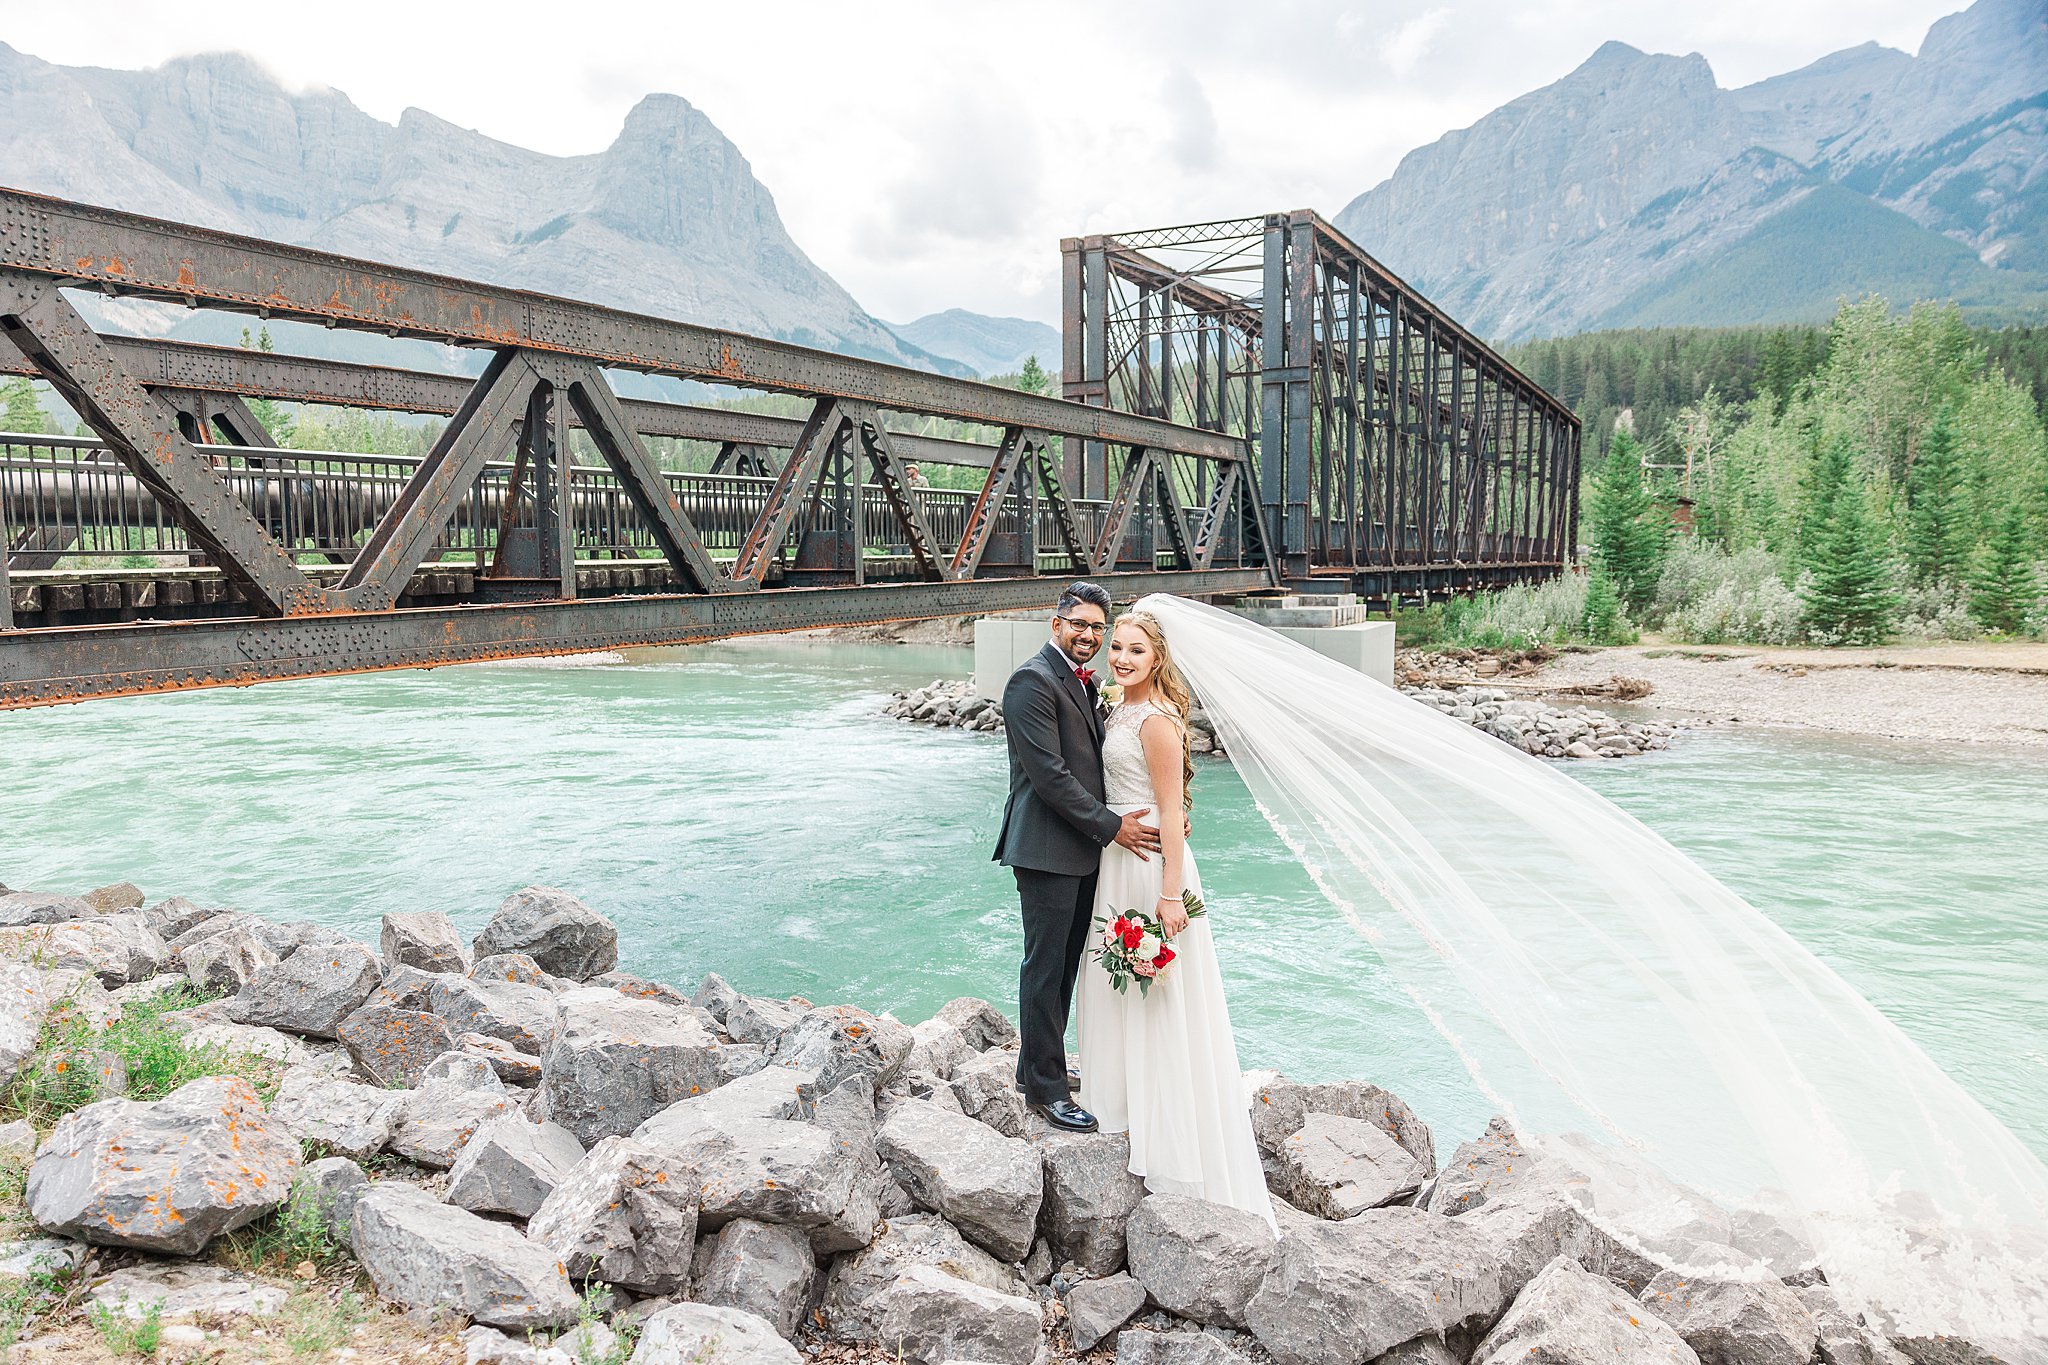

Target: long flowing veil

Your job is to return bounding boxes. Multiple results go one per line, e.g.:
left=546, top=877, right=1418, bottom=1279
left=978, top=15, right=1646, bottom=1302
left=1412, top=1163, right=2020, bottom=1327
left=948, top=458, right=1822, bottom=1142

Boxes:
left=1137, top=592, right=2048, bottom=1350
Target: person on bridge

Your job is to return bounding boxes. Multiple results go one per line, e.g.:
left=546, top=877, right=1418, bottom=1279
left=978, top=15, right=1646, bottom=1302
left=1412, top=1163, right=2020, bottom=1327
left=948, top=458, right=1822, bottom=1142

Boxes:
left=992, top=581, right=1160, bottom=1132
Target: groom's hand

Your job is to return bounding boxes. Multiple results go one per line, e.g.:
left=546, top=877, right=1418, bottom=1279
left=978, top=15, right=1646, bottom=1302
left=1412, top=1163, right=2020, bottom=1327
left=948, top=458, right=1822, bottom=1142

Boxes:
left=1115, top=808, right=1162, bottom=860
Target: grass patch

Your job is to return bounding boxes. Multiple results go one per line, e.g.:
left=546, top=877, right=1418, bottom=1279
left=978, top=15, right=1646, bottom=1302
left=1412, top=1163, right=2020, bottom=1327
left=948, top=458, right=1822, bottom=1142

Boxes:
left=282, top=1287, right=371, bottom=1357
left=1, top=983, right=281, bottom=1130
left=0, top=1259, right=83, bottom=1352
left=86, top=1298, right=163, bottom=1357
left=564, top=1285, right=638, bottom=1365
left=218, top=1188, right=350, bottom=1277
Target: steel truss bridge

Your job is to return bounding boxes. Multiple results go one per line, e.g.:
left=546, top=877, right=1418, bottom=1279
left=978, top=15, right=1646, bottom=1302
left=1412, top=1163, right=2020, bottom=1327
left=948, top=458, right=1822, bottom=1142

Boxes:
left=0, top=193, right=1574, bottom=709
left=1062, top=212, right=1579, bottom=598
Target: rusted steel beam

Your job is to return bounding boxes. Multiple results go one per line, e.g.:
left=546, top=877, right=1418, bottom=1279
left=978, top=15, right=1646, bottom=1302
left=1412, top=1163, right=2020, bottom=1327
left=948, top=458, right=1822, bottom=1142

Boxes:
left=950, top=427, right=1031, bottom=580
left=848, top=403, right=949, bottom=582
left=732, top=398, right=846, bottom=586
left=0, top=567, right=1273, bottom=709
left=0, top=188, right=1244, bottom=464
left=1090, top=446, right=1155, bottom=575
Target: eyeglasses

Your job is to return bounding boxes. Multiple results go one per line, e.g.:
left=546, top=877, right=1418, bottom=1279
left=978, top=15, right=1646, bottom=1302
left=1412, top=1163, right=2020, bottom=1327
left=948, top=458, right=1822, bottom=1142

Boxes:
left=1056, top=616, right=1107, bottom=636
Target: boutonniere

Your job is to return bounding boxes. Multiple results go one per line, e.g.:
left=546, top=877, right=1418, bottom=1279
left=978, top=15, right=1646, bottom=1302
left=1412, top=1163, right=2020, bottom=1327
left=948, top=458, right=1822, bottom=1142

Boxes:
left=1097, top=681, right=1121, bottom=719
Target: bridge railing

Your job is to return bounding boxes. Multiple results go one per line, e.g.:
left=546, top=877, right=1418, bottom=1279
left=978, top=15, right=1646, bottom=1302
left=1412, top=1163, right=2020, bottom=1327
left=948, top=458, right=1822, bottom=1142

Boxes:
left=2, top=435, right=1116, bottom=570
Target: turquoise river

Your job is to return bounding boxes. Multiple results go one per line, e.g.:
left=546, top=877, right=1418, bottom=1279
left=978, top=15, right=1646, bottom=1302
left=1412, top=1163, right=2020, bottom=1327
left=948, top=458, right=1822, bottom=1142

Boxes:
left=2, top=639, right=2042, bottom=1158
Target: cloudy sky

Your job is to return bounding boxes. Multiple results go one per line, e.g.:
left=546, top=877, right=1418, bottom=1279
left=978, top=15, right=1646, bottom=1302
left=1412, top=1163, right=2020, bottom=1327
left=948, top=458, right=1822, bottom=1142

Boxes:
left=1, top=0, right=1971, bottom=327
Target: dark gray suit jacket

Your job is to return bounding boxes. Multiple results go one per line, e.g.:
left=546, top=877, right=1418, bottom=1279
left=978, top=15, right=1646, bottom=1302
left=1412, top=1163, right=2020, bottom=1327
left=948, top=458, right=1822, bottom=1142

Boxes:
left=992, top=641, right=1122, bottom=875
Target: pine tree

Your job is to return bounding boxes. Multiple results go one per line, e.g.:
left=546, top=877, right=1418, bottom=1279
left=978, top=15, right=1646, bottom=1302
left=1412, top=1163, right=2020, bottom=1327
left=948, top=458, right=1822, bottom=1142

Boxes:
left=1801, top=479, right=1900, bottom=644
left=1798, top=438, right=1855, bottom=572
left=1903, top=412, right=1972, bottom=586
left=1580, top=564, right=1630, bottom=644
left=1585, top=430, right=1665, bottom=613
left=1969, top=506, right=2041, bottom=635
left=1, top=377, right=51, bottom=434
left=237, top=326, right=295, bottom=444
left=1016, top=355, right=1050, bottom=395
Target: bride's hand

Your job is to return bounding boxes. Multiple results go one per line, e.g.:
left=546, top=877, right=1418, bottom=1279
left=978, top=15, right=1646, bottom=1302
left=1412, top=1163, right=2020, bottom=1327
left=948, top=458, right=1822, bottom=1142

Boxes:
left=1158, top=894, right=1190, bottom=936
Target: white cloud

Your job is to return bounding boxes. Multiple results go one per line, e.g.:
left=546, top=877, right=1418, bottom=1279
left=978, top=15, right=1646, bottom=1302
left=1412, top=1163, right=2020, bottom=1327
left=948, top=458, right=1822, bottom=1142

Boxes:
left=0, top=0, right=1974, bottom=327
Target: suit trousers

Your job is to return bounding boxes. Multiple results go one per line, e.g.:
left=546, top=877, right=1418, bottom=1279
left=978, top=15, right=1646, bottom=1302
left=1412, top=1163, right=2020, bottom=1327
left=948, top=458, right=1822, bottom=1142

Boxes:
left=1013, top=865, right=1100, bottom=1105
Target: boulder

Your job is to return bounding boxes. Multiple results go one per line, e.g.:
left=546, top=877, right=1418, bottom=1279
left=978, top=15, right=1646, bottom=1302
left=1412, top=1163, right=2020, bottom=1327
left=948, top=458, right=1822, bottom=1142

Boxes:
left=1372, top=1338, right=1462, bottom=1365
left=429, top=975, right=557, bottom=1056
left=83, top=882, right=145, bottom=915
left=144, top=896, right=224, bottom=939
left=180, top=922, right=280, bottom=995
left=1066, top=1272, right=1148, bottom=1351
left=819, top=1212, right=1028, bottom=1343
left=350, top=1183, right=578, bottom=1330
left=1463, top=1186, right=1658, bottom=1297
left=366, top=963, right=447, bottom=1011
left=386, top=1079, right=519, bottom=1168
left=1796, top=1285, right=1911, bottom=1365
left=539, top=988, right=726, bottom=1145
left=293, top=1156, right=369, bottom=1243
left=27, top=1075, right=300, bottom=1255
left=445, top=1114, right=586, bottom=1219
left=1244, top=1207, right=1509, bottom=1365
left=0, top=913, right=168, bottom=986
left=691, top=972, right=746, bottom=1026
left=874, top=1263, right=1044, bottom=1365
left=2, top=966, right=101, bottom=1092
left=163, top=908, right=254, bottom=955
left=528, top=1135, right=699, bottom=1295
left=179, top=1018, right=322, bottom=1069
left=380, top=911, right=470, bottom=974
left=0, top=1236, right=84, bottom=1284
left=87, top=1263, right=287, bottom=1320
left=1125, top=1193, right=1276, bottom=1328
left=270, top=1065, right=402, bottom=1161
left=1247, top=1073, right=1435, bottom=1174
left=1638, top=1271, right=1816, bottom=1365
left=631, top=1301, right=802, bottom=1365
left=458, top=1031, right=546, bottom=1086
left=634, top=1063, right=816, bottom=1146
left=474, top=887, right=618, bottom=982
left=692, top=1218, right=818, bottom=1339
left=462, top=1326, right=574, bottom=1365
left=251, top=919, right=350, bottom=958
left=774, top=1005, right=913, bottom=1092
left=1427, top=1116, right=1580, bottom=1217
left=227, top=942, right=382, bottom=1038
left=0, top=1119, right=37, bottom=1160
left=934, top=996, right=1018, bottom=1051
left=1116, top=1329, right=1252, bottom=1364
left=651, top=1107, right=881, bottom=1254
left=949, top=1046, right=1034, bottom=1139
left=591, top=971, right=688, bottom=1006
left=0, top=891, right=93, bottom=927
left=421, top=1051, right=507, bottom=1092
left=726, top=994, right=805, bottom=1046
left=1475, top=1256, right=1701, bottom=1365
left=472, top=952, right=568, bottom=991
left=338, top=1004, right=459, bottom=1088
left=877, top=1100, right=1043, bottom=1261
left=1276, top=1112, right=1428, bottom=1218
left=1039, top=1129, right=1151, bottom=1275
left=907, top=1017, right=976, bottom=1081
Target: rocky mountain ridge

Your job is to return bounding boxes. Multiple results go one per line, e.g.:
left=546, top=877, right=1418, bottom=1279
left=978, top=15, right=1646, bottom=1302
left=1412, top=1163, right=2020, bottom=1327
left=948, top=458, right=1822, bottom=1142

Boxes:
left=1335, top=0, right=2048, bottom=340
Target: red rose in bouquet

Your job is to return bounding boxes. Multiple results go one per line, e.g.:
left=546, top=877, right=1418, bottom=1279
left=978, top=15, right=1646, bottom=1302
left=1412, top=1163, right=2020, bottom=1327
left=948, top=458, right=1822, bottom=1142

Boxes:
left=1091, top=890, right=1206, bottom=998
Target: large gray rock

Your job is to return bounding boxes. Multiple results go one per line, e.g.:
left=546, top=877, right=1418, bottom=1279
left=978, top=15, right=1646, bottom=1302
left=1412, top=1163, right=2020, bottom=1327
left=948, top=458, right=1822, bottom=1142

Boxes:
left=27, top=1075, right=300, bottom=1255
left=649, top=1107, right=881, bottom=1254
left=430, top=974, right=557, bottom=1056
left=949, top=1046, right=1033, bottom=1138
left=350, top=1183, right=578, bottom=1330
left=1125, top=1193, right=1276, bottom=1328
left=528, top=1135, right=699, bottom=1295
left=0, top=891, right=93, bottom=927
left=1244, top=1206, right=1510, bottom=1365
left=87, top=1263, right=287, bottom=1321
left=819, top=1212, right=1027, bottom=1343
left=691, top=972, right=747, bottom=1026
left=1039, top=1129, right=1150, bottom=1275
left=83, top=882, right=145, bottom=915
left=1463, top=1185, right=1658, bottom=1297
left=270, top=1064, right=401, bottom=1160
left=0, top=913, right=168, bottom=986
left=0, top=1119, right=37, bottom=1160
left=540, top=988, right=726, bottom=1145
left=446, top=1114, right=586, bottom=1219
left=456, top=1031, right=545, bottom=1086
left=774, top=1005, right=913, bottom=1092
left=1, top=965, right=114, bottom=1093
left=635, top=1063, right=816, bottom=1146
left=876, top=1100, right=1042, bottom=1261
left=906, top=1017, right=976, bottom=1081
left=180, top=922, right=280, bottom=995
left=1276, top=1111, right=1429, bottom=1218
left=1247, top=1073, right=1435, bottom=1174
left=726, top=994, right=804, bottom=1047
left=1796, top=1285, right=1911, bottom=1365
left=630, top=1301, right=802, bottom=1365
left=1427, top=1116, right=1579, bottom=1217
left=692, top=1218, right=817, bottom=1339
left=380, top=911, right=470, bottom=974
left=593, top=970, right=689, bottom=1007
left=463, top=1326, right=574, bottom=1365
left=474, top=887, right=617, bottom=982
left=1066, top=1272, right=1148, bottom=1351
left=1475, top=1256, right=1701, bottom=1365
left=366, top=963, right=447, bottom=1011
left=472, top=952, right=570, bottom=992
left=145, top=896, right=224, bottom=940
left=227, top=941, right=381, bottom=1038
left=1638, top=1271, right=1816, bottom=1365
left=1116, top=1329, right=1252, bottom=1364
left=934, top=996, right=1018, bottom=1051
left=293, top=1155, right=369, bottom=1242
left=873, top=1263, right=1043, bottom=1365
left=337, top=1003, right=458, bottom=1087
left=421, top=1050, right=506, bottom=1092
left=386, top=1079, right=519, bottom=1168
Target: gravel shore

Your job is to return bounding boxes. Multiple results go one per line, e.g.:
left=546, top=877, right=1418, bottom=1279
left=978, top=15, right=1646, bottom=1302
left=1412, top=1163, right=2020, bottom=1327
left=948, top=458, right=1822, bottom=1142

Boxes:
left=1529, top=641, right=2048, bottom=749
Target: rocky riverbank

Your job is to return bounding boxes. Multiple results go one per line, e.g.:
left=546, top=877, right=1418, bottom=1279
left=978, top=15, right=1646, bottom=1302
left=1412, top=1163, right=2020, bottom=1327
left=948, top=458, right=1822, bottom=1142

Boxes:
left=0, top=880, right=1963, bottom=1365
left=887, top=680, right=1678, bottom=761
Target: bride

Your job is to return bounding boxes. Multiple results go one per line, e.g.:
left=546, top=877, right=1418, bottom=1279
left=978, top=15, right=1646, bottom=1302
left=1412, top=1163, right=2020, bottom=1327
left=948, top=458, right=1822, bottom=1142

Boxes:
left=1075, top=609, right=1275, bottom=1228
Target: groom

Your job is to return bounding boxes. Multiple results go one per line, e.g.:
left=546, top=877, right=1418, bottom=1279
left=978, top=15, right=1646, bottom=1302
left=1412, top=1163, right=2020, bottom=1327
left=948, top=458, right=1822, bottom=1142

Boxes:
left=992, top=581, right=1160, bottom=1132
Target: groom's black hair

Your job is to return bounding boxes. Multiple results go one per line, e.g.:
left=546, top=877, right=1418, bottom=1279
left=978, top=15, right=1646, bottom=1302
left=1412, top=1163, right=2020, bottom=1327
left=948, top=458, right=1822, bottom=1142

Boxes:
left=1057, top=581, right=1112, bottom=618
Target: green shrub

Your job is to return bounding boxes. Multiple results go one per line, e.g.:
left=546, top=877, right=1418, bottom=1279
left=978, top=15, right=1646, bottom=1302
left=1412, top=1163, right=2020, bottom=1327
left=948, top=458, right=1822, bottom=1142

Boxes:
left=1655, top=544, right=1806, bottom=645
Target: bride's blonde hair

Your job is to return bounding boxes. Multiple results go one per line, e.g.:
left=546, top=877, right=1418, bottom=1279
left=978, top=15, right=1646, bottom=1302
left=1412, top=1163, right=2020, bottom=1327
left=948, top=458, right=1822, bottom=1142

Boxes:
left=1115, top=610, right=1196, bottom=810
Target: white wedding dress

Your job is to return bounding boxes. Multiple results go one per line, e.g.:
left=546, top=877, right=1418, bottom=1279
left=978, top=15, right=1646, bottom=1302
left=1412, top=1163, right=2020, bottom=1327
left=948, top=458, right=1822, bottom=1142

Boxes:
left=1076, top=698, right=1276, bottom=1229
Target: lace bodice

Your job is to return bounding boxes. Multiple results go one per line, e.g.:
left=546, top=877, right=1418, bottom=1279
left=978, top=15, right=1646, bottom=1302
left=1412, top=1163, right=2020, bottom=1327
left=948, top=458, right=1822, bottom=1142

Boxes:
left=1104, top=699, right=1174, bottom=805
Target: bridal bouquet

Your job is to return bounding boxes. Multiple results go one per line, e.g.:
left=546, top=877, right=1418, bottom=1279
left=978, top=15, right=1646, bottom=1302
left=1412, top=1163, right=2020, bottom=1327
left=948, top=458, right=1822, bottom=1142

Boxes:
left=1093, top=890, right=1206, bottom=998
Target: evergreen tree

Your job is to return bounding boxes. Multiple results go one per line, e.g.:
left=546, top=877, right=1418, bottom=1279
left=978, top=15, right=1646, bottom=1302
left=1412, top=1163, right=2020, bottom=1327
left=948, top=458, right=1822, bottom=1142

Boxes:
left=1, top=377, right=52, bottom=434
left=1801, top=479, right=1900, bottom=644
left=1903, top=412, right=1972, bottom=585
left=1798, top=437, right=1856, bottom=572
left=1584, top=429, right=1665, bottom=613
left=1969, top=506, right=2041, bottom=635
left=238, top=326, right=296, bottom=445
left=1016, top=355, right=1051, bottom=395
left=1580, top=564, right=1630, bottom=644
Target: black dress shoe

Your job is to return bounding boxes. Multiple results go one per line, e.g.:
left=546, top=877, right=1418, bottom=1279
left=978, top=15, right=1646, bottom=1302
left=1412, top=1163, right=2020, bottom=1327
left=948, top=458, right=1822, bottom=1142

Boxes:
left=1034, top=1098, right=1099, bottom=1132
left=1066, top=1068, right=1082, bottom=1093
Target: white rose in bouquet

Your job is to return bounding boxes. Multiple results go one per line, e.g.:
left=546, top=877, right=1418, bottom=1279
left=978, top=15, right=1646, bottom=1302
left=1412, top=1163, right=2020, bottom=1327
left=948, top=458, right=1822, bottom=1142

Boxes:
left=1136, top=933, right=1161, bottom=960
